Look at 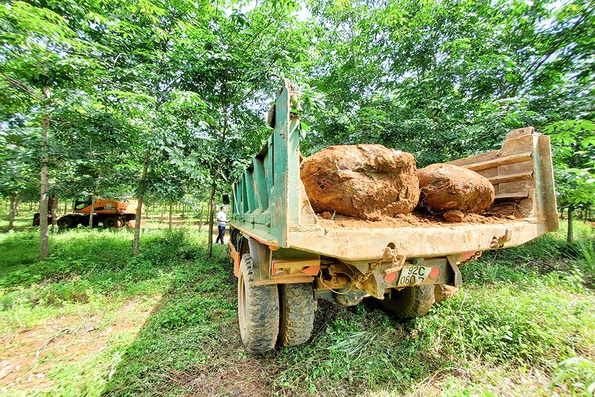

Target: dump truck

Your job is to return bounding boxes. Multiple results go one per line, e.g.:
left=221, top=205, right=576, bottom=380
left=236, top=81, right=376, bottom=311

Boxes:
left=227, top=80, right=558, bottom=353
left=56, top=198, right=139, bottom=229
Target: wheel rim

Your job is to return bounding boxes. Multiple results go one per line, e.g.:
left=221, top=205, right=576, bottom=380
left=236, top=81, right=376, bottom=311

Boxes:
left=238, top=272, right=247, bottom=341
left=58, top=217, right=73, bottom=228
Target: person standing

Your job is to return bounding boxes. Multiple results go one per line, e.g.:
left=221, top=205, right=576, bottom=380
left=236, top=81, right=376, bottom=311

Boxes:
left=215, top=206, right=228, bottom=244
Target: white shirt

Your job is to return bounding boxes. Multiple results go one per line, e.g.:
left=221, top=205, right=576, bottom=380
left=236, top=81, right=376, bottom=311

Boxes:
left=216, top=211, right=227, bottom=227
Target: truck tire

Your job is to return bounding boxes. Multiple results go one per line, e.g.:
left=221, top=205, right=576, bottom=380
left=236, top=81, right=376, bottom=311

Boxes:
left=434, top=284, right=459, bottom=303
left=238, top=253, right=279, bottom=354
left=278, top=283, right=315, bottom=347
left=381, top=285, right=435, bottom=319
left=103, top=217, right=122, bottom=228
left=57, top=216, right=77, bottom=229
left=230, top=228, right=240, bottom=247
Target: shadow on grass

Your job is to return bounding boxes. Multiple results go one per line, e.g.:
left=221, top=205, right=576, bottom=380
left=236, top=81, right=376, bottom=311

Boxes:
left=100, top=236, right=595, bottom=396
left=100, top=246, right=448, bottom=397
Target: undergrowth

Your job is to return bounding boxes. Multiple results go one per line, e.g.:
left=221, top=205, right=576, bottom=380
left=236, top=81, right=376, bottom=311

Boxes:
left=0, top=221, right=594, bottom=396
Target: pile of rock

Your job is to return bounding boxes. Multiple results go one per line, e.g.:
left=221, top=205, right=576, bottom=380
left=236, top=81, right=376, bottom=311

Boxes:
left=300, top=144, right=495, bottom=222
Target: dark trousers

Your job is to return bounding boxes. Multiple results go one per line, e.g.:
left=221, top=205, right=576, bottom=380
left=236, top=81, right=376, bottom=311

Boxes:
left=216, top=225, right=225, bottom=244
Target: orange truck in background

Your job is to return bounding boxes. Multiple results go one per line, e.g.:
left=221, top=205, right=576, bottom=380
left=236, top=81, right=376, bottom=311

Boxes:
left=56, top=198, right=140, bottom=229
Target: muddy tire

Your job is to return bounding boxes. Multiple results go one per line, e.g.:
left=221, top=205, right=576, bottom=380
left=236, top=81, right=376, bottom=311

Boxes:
left=230, top=228, right=241, bottom=247
left=278, top=283, right=315, bottom=347
left=238, top=254, right=279, bottom=354
left=103, top=216, right=122, bottom=228
left=381, top=285, right=435, bottom=319
left=57, top=216, right=77, bottom=229
left=434, top=284, right=459, bottom=303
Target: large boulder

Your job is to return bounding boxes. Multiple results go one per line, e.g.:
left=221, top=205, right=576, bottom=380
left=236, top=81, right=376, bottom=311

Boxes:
left=300, top=144, right=419, bottom=220
left=417, top=164, right=495, bottom=213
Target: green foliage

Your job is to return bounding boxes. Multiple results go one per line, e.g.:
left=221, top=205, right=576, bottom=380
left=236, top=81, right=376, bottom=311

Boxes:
left=0, top=229, right=199, bottom=305
left=569, top=238, right=595, bottom=281
left=545, top=119, right=595, bottom=210
left=301, top=0, right=594, bottom=168
left=1, top=224, right=594, bottom=396
left=553, top=357, right=595, bottom=397
left=3, top=0, right=594, bottom=257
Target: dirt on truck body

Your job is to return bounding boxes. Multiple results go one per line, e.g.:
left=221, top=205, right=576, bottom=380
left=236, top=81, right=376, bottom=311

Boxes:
left=227, top=79, right=558, bottom=354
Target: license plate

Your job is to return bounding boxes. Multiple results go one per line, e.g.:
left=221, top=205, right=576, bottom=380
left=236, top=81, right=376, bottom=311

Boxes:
left=397, top=265, right=432, bottom=287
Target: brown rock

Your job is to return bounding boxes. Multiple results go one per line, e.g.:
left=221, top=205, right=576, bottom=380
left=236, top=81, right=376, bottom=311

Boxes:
left=443, top=210, right=466, bottom=223
left=301, top=144, right=419, bottom=220
left=322, top=211, right=332, bottom=219
left=418, top=164, right=495, bottom=213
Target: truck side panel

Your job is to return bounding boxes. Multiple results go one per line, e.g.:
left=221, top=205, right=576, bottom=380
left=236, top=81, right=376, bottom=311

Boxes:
left=231, top=79, right=316, bottom=248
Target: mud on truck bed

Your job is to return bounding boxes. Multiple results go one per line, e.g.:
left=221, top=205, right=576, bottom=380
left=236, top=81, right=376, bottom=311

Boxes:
left=227, top=80, right=558, bottom=353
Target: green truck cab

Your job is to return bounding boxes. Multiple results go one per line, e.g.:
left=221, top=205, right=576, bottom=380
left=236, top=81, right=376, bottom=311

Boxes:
left=227, top=80, right=558, bottom=353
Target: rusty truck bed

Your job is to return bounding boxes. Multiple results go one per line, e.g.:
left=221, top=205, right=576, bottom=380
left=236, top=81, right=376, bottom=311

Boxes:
left=230, top=81, right=557, bottom=264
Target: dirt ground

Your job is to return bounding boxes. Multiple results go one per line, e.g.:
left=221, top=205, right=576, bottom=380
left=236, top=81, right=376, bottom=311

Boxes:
left=0, top=299, right=156, bottom=393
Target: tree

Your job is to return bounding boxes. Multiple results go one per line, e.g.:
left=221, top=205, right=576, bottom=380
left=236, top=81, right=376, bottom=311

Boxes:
left=1, top=0, right=105, bottom=258
left=545, top=119, right=595, bottom=242
left=304, top=0, right=594, bottom=165
left=0, top=125, right=37, bottom=230
left=178, top=0, right=311, bottom=256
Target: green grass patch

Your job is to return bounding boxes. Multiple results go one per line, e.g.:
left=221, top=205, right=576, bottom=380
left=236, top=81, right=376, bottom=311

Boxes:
left=0, top=222, right=594, bottom=396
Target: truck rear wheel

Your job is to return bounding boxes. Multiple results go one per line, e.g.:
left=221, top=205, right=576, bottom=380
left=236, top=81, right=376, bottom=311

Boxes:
left=278, top=283, right=315, bottom=347
left=238, top=253, right=279, bottom=354
left=381, top=285, right=435, bottom=319
left=103, top=216, right=122, bottom=228
left=57, top=216, right=77, bottom=229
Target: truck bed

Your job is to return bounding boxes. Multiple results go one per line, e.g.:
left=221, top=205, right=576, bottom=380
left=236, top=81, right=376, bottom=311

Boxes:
left=230, top=81, right=557, bottom=264
left=316, top=203, right=525, bottom=229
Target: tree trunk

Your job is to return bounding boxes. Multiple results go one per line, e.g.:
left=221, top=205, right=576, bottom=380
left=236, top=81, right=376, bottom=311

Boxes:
left=40, top=108, right=50, bottom=261
left=567, top=205, right=574, bottom=244
left=207, top=183, right=216, bottom=258
left=64, top=200, right=68, bottom=214
left=88, top=195, right=95, bottom=229
left=160, top=204, right=166, bottom=223
left=50, top=195, right=58, bottom=233
left=560, top=207, right=565, bottom=220
left=40, top=159, right=50, bottom=259
left=133, top=152, right=150, bottom=255
left=168, top=200, right=173, bottom=231
left=198, top=206, right=203, bottom=231
left=146, top=203, right=150, bottom=218
left=30, top=202, right=33, bottom=211
left=8, top=195, right=16, bottom=231
left=182, top=204, right=185, bottom=218
left=14, top=196, right=20, bottom=216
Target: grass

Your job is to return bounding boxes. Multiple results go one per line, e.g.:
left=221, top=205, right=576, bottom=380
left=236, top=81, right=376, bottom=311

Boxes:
left=0, top=210, right=594, bottom=396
